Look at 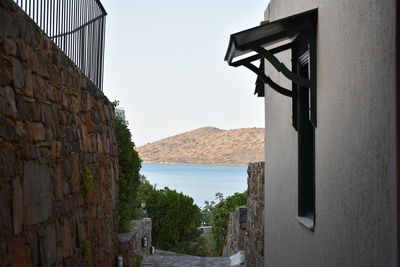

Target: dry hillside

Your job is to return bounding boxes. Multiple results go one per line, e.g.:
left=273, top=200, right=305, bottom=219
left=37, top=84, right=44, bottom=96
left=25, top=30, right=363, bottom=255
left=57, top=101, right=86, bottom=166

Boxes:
left=137, top=127, right=264, bottom=165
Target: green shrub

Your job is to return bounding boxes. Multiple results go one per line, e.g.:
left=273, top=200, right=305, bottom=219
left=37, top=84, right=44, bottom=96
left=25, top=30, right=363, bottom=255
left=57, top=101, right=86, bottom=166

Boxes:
left=115, top=112, right=142, bottom=233
left=83, top=240, right=91, bottom=261
left=133, top=254, right=143, bottom=267
left=138, top=178, right=202, bottom=254
left=210, top=192, right=247, bottom=255
left=194, top=229, right=218, bottom=257
left=82, top=167, right=97, bottom=201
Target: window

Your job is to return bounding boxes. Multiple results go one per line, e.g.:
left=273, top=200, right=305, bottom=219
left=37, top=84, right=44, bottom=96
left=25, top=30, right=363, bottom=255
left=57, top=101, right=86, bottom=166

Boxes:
left=295, top=50, right=315, bottom=230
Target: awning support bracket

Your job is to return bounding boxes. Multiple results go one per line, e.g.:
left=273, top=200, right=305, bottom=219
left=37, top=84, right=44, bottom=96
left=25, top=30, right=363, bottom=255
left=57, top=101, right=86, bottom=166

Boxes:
left=252, top=46, right=312, bottom=88
left=242, top=62, right=293, bottom=98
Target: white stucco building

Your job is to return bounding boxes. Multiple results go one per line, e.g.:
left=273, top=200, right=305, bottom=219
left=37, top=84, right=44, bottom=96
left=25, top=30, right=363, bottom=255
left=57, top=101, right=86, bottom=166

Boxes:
left=226, top=1, right=398, bottom=266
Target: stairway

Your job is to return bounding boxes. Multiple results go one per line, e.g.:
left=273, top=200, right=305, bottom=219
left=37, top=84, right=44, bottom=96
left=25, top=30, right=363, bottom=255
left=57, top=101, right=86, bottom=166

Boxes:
left=141, top=254, right=231, bottom=267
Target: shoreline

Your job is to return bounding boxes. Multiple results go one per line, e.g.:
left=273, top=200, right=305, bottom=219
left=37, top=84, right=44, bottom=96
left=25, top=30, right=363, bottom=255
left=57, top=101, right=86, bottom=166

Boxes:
left=141, top=161, right=250, bottom=167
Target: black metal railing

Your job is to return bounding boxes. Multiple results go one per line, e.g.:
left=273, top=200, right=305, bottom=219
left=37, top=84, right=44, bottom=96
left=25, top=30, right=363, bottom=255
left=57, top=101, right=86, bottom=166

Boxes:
left=13, top=0, right=107, bottom=90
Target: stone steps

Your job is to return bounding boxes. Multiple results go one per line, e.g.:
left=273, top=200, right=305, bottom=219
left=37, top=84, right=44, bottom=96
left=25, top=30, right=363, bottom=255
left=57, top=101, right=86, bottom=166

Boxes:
left=141, top=255, right=231, bottom=267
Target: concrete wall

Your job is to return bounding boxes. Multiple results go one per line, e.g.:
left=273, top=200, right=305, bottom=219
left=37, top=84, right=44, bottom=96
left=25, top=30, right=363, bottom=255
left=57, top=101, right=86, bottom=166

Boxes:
left=0, top=1, right=119, bottom=266
left=263, top=0, right=397, bottom=266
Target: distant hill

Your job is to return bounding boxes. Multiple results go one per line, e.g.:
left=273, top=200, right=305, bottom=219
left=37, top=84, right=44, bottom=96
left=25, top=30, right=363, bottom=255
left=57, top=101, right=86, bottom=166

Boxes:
left=137, top=127, right=264, bottom=166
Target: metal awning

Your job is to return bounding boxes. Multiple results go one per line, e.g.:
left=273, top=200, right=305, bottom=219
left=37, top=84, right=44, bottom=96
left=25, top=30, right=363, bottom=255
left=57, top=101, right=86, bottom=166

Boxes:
left=225, top=9, right=317, bottom=64
left=224, top=8, right=318, bottom=127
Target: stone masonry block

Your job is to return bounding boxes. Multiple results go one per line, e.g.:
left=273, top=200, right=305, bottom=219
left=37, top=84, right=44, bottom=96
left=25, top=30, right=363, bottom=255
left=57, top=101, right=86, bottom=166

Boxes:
left=39, top=224, right=56, bottom=265
left=23, top=161, right=52, bottom=225
left=0, top=57, right=13, bottom=86
left=0, top=183, right=13, bottom=237
left=2, top=38, right=17, bottom=56
left=12, top=178, right=23, bottom=235
left=11, top=57, right=24, bottom=88
left=26, top=122, right=45, bottom=142
left=0, top=86, right=17, bottom=118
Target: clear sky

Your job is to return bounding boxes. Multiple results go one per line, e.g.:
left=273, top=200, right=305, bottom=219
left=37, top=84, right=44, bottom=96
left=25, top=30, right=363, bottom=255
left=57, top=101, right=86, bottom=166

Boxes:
left=101, top=0, right=268, bottom=146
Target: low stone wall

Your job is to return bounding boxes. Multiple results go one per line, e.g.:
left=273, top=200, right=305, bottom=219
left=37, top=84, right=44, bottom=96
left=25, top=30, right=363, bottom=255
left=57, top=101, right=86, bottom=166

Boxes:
left=222, top=207, right=247, bottom=257
left=118, top=218, right=152, bottom=266
left=0, top=0, right=119, bottom=266
left=245, top=162, right=265, bottom=267
left=221, top=162, right=265, bottom=266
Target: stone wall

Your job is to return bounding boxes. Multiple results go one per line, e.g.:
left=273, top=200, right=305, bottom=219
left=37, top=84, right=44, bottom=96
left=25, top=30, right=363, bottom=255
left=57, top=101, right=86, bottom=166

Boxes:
left=245, top=162, right=264, bottom=267
left=222, top=207, right=247, bottom=257
left=0, top=1, right=119, bottom=266
left=118, top=218, right=152, bottom=266
left=222, top=162, right=265, bottom=265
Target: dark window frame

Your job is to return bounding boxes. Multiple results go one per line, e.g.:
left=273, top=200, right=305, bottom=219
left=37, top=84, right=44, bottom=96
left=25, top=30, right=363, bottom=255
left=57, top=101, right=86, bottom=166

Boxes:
left=295, top=49, right=315, bottom=230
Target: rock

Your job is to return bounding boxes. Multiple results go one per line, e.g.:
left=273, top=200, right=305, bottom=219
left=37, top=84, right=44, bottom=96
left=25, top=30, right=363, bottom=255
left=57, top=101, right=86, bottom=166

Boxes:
left=53, top=164, right=64, bottom=200
left=7, top=239, right=31, bottom=267
left=16, top=41, right=29, bottom=62
left=0, top=241, right=7, bottom=265
left=97, top=134, right=104, bottom=153
left=0, top=86, right=17, bottom=118
left=15, top=121, right=26, bottom=137
left=0, top=117, right=17, bottom=141
left=71, top=154, right=80, bottom=193
left=30, top=102, right=41, bottom=122
left=40, top=103, right=52, bottom=127
left=12, top=178, right=23, bottom=235
left=109, top=166, right=117, bottom=209
left=0, top=115, right=5, bottom=137
left=0, top=183, right=13, bottom=237
left=11, top=57, right=24, bottom=88
left=223, top=207, right=247, bottom=257
left=48, top=64, right=61, bottom=87
left=245, top=162, right=265, bottom=267
left=39, top=224, right=56, bottom=265
left=26, top=122, right=45, bottom=141
left=97, top=102, right=105, bottom=122
left=83, top=112, right=95, bottom=133
left=0, top=57, right=12, bottom=86
left=22, top=70, right=35, bottom=97
left=0, top=148, right=17, bottom=184
left=23, top=161, right=52, bottom=225
left=63, top=159, right=72, bottom=179
left=51, top=141, right=61, bottom=159
left=32, top=75, right=47, bottom=102
left=65, top=127, right=75, bottom=142
left=30, top=50, right=49, bottom=79
left=61, top=218, right=73, bottom=258
left=2, top=38, right=17, bottom=56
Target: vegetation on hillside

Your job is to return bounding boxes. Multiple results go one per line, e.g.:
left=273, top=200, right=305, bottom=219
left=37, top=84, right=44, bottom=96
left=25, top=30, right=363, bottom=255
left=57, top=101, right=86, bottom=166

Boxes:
left=137, top=127, right=264, bottom=165
left=115, top=110, right=142, bottom=233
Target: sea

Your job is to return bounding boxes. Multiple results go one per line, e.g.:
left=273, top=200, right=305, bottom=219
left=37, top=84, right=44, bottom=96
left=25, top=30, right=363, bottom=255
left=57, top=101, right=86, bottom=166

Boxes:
left=140, top=163, right=248, bottom=208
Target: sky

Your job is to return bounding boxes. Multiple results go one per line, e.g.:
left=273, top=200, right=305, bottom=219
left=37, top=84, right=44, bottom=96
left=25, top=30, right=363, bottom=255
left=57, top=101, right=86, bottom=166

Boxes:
left=101, top=0, right=269, bottom=146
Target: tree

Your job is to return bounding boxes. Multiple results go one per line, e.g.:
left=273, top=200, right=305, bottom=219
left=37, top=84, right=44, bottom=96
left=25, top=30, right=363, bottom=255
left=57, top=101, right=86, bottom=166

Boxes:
left=138, top=180, right=202, bottom=254
left=115, top=114, right=142, bottom=232
left=200, top=200, right=215, bottom=226
left=210, top=192, right=247, bottom=255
